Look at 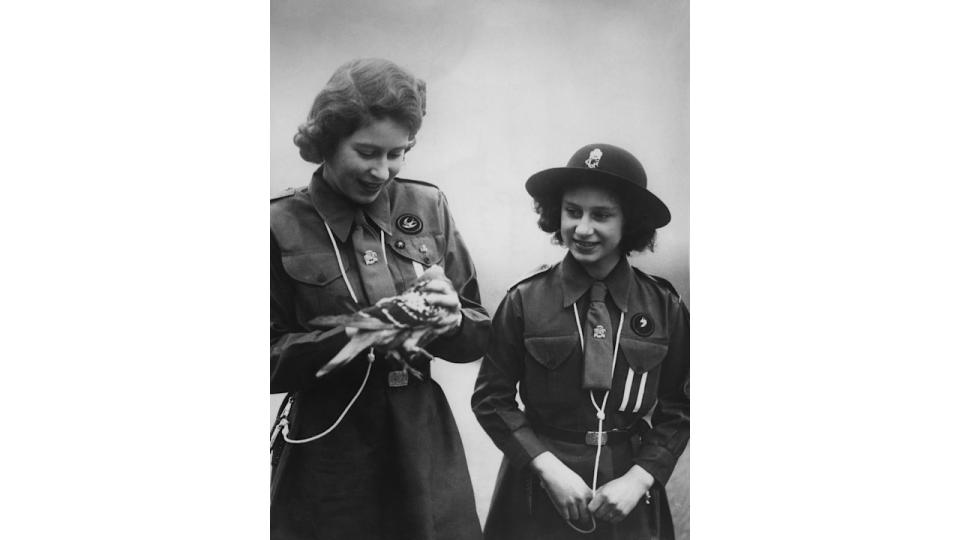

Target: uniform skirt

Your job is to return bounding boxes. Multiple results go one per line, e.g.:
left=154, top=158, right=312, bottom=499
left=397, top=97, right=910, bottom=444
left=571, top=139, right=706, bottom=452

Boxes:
left=483, top=434, right=674, bottom=540
left=271, top=359, right=482, bottom=540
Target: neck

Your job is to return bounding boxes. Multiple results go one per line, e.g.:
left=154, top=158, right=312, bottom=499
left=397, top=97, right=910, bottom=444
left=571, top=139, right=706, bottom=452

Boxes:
left=581, top=254, right=620, bottom=281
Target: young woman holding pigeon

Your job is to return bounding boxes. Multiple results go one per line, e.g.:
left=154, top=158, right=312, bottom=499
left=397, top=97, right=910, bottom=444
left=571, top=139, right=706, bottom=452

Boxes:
left=472, top=144, right=689, bottom=540
left=270, top=58, right=489, bottom=540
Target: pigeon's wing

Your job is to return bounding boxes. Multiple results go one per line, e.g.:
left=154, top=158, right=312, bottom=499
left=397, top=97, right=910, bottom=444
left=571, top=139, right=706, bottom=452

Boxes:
left=315, top=329, right=395, bottom=378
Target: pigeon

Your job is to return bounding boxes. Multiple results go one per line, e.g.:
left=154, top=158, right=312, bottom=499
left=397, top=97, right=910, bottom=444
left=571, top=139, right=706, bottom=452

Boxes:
left=311, top=266, right=460, bottom=379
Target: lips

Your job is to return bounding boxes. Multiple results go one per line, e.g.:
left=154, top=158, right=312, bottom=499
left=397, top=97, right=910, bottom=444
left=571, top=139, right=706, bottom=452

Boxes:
left=357, top=179, right=386, bottom=194
left=573, top=239, right=599, bottom=252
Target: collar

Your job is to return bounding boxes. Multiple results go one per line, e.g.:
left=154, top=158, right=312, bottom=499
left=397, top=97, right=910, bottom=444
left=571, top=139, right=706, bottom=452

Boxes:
left=560, top=252, right=633, bottom=312
left=308, top=166, right=394, bottom=243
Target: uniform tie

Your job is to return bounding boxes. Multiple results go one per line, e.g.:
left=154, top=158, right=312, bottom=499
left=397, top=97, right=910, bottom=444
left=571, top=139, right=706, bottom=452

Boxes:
left=582, top=281, right=614, bottom=390
left=351, top=210, right=396, bottom=305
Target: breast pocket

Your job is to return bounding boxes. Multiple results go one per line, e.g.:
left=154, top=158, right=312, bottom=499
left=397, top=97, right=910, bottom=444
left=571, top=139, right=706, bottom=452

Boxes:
left=523, top=335, right=580, bottom=409
left=280, top=251, right=355, bottom=320
left=616, top=338, right=669, bottom=415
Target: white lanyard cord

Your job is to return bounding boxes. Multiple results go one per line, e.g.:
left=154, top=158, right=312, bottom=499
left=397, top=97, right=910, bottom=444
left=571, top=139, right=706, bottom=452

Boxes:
left=278, top=221, right=387, bottom=445
left=568, top=303, right=625, bottom=534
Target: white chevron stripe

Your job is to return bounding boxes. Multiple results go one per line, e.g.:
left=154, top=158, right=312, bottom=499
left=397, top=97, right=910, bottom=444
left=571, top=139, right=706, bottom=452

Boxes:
left=632, top=371, right=649, bottom=413
left=619, top=368, right=635, bottom=411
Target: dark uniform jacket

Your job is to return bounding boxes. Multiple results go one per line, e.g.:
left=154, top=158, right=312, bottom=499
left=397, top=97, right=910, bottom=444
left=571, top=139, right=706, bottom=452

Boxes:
left=472, top=254, right=689, bottom=540
left=271, top=170, right=489, bottom=540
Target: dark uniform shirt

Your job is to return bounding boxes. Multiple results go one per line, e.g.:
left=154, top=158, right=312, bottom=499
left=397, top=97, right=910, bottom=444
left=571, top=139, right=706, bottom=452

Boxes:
left=472, top=253, right=689, bottom=540
left=271, top=169, right=490, bottom=540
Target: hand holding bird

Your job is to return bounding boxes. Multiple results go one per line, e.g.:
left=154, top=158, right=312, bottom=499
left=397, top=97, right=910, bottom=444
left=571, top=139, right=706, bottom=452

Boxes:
left=311, top=266, right=462, bottom=379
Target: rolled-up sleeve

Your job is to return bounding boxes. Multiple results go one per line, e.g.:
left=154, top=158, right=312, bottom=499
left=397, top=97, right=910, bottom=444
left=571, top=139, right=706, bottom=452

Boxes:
left=472, top=290, right=548, bottom=469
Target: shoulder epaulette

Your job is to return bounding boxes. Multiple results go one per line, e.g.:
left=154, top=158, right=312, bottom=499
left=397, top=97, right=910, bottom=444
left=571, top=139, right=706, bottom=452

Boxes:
left=508, top=263, right=555, bottom=291
left=632, top=267, right=683, bottom=302
left=394, top=177, right=439, bottom=190
left=270, top=187, right=297, bottom=201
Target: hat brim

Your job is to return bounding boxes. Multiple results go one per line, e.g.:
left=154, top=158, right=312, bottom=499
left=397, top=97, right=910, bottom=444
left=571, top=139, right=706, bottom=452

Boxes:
left=525, top=167, right=671, bottom=229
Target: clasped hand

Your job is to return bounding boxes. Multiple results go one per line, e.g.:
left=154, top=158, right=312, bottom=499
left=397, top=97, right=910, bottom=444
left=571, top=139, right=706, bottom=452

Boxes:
left=532, top=453, right=654, bottom=525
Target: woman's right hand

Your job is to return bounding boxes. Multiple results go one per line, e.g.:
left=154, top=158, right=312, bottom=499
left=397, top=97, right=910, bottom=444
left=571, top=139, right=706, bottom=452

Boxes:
left=531, top=452, right=593, bottom=523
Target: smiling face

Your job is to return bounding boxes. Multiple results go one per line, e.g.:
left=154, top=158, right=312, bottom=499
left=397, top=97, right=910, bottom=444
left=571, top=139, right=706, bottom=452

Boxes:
left=560, top=184, right=625, bottom=279
left=322, top=117, right=412, bottom=205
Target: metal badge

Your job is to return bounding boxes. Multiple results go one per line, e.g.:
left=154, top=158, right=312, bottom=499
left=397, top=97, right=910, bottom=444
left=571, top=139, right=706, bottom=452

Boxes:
left=388, top=370, right=409, bottom=387
left=363, top=250, right=379, bottom=265
left=584, top=148, right=603, bottom=168
left=418, top=244, right=429, bottom=255
left=585, top=431, right=608, bottom=446
left=396, top=214, right=423, bottom=234
left=631, top=313, right=655, bottom=337
left=593, top=325, right=606, bottom=339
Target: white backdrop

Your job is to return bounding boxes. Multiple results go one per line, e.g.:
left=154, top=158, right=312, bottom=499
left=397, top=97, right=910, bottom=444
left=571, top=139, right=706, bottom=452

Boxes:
left=271, top=0, right=689, bottom=535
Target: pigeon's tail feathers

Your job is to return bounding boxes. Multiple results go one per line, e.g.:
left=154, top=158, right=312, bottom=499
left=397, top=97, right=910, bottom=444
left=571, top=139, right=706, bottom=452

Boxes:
left=314, top=332, right=382, bottom=378
left=311, top=314, right=393, bottom=330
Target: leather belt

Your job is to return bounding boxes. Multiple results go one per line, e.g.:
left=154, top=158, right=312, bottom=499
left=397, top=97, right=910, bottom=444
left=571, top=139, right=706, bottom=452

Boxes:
left=531, top=420, right=649, bottom=446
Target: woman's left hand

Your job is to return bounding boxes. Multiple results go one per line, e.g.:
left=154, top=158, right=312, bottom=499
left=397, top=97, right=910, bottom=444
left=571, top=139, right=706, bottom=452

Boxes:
left=419, top=276, right=463, bottom=334
left=588, top=465, right=655, bottom=523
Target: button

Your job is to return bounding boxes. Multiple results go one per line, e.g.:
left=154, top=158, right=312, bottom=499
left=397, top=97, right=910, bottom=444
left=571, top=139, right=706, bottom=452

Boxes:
left=394, top=240, right=406, bottom=249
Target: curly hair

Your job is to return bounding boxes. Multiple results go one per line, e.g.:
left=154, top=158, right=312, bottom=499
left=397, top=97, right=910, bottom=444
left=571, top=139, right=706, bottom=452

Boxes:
left=532, top=182, right=657, bottom=254
left=293, top=58, right=427, bottom=164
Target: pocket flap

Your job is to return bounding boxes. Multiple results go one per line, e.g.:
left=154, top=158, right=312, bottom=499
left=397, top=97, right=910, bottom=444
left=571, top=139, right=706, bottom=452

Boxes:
left=280, top=251, right=345, bottom=286
left=619, top=338, right=669, bottom=373
left=524, top=335, right=580, bottom=370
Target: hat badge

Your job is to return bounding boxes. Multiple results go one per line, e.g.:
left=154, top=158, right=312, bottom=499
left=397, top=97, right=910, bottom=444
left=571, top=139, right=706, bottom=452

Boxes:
left=584, top=148, right=603, bottom=169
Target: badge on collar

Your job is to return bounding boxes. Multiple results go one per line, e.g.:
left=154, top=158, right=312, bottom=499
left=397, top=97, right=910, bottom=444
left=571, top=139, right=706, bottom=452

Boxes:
left=631, top=313, right=655, bottom=337
left=396, top=214, right=423, bottom=234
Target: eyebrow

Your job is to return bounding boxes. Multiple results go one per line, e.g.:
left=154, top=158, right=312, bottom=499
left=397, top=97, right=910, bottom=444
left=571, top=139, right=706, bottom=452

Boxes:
left=563, top=200, right=620, bottom=211
left=352, top=142, right=408, bottom=152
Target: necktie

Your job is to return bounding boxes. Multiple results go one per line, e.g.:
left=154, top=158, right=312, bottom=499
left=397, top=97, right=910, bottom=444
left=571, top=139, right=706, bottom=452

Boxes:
left=350, top=210, right=397, bottom=305
left=582, top=281, right=614, bottom=390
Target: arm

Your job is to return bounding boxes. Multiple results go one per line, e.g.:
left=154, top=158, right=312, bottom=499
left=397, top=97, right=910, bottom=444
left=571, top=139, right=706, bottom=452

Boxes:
left=471, top=290, right=547, bottom=467
left=425, top=191, right=490, bottom=363
left=472, top=290, right=591, bottom=520
left=270, top=232, right=350, bottom=394
left=632, top=296, right=691, bottom=488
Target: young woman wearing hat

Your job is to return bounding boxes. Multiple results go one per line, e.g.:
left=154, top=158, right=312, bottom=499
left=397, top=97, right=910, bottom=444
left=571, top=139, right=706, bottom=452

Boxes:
left=472, top=144, right=689, bottom=539
left=270, top=58, right=489, bottom=539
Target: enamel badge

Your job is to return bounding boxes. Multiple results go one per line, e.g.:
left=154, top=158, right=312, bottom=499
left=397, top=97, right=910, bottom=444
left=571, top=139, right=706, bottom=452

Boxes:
left=593, top=325, right=607, bottom=339
left=585, top=148, right=603, bottom=169
left=396, top=214, right=423, bottom=234
left=631, top=313, right=655, bottom=337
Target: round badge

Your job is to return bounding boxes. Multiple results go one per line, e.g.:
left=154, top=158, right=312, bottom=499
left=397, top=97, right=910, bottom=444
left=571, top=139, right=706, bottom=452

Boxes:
left=396, top=214, right=423, bottom=234
left=631, top=313, right=655, bottom=337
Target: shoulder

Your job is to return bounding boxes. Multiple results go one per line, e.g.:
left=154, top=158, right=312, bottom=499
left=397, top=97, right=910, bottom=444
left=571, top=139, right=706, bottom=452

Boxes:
left=631, top=266, right=683, bottom=303
left=270, top=186, right=310, bottom=228
left=393, top=177, right=442, bottom=196
left=508, top=262, right=559, bottom=293
left=270, top=186, right=297, bottom=202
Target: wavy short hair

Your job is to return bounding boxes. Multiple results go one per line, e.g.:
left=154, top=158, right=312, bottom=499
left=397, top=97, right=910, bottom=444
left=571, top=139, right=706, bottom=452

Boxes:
left=533, top=182, right=657, bottom=254
left=293, top=58, right=427, bottom=164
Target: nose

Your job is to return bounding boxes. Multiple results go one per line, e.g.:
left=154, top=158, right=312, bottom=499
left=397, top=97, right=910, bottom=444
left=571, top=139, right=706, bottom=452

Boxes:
left=369, top=158, right=390, bottom=181
left=574, top=218, right=593, bottom=236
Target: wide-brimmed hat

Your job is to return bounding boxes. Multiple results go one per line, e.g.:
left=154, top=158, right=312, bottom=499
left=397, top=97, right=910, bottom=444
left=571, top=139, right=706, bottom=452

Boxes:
left=525, top=143, right=671, bottom=228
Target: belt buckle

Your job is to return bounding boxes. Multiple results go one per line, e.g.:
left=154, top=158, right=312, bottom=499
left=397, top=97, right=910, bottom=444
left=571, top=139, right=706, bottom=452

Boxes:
left=388, top=370, right=409, bottom=388
left=585, top=431, right=607, bottom=446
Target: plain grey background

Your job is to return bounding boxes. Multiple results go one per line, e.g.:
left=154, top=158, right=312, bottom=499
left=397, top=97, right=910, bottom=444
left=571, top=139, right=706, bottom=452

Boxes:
left=271, top=0, right=689, bottom=536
